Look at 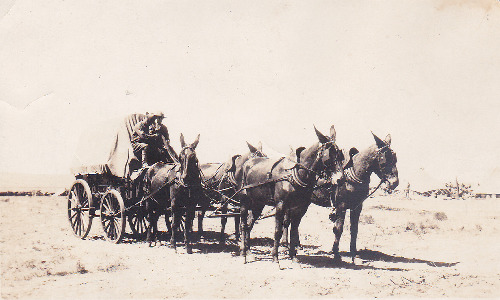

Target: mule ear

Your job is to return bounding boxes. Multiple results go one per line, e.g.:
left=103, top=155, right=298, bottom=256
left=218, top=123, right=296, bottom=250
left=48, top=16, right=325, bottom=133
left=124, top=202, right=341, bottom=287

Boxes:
left=329, top=125, right=336, bottom=142
left=314, top=125, right=330, bottom=144
left=296, top=147, right=306, bottom=163
left=372, top=131, right=385, bottom=148
left=384, top=134, right=391, bottom=146
left=180, top=133, right=186, bottom=148
left=190, top=134, right=200, bottom=149
left=228, top=154, right=241, bottom=172
left=257, top=141, right=263, bottom=152
left=247, top=141, right=258, bottom=153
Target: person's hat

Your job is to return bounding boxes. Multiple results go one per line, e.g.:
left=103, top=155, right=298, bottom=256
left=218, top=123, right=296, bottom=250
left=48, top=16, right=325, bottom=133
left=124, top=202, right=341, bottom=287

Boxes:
left=151, top=111, right=165, bottom=119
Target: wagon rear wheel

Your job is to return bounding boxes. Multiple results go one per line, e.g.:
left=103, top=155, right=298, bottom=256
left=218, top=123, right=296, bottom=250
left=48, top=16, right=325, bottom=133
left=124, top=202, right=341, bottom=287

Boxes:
left=100, top=189, right=126, bottom=243
left=67, top=179, right=93, bottom=239
left=128, top=208, right=150, bottom=240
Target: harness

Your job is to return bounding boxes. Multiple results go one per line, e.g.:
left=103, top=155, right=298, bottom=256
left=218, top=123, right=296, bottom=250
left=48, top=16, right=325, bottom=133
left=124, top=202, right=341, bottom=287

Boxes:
left=238, top=140, right=340, bottom=194
left=344, top=167, right=364, bottom=184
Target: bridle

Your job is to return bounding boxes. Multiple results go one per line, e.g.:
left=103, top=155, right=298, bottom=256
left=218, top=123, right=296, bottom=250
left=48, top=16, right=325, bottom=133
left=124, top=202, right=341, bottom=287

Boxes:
left=373, top=145, right=396, bottom=181
left=291, top=140, right=343, bottom=187
left=177, top=146, right=201, bottom=188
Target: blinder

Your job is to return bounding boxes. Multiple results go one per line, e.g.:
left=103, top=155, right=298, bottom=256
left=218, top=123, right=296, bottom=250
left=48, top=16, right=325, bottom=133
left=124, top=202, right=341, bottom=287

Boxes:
left=317, top=140, right=343, bottom=175
left=375, top=146, right=396, bottom=178
left=177, top=145, right=200, bottom=186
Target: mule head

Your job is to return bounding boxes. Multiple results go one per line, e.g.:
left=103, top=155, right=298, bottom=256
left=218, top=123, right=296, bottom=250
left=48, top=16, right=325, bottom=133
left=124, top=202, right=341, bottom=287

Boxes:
left=371, top=132, right=399, bottom=189
left=179, top=133, right=201, bottom=184
left=312, top=125, right=343, bottom=174
left=246, top=141, right=265, bottom=158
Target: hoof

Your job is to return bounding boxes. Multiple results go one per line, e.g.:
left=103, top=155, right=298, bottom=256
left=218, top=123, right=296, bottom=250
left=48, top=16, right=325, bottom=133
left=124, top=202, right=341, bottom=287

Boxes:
left=333, top=254, right=342, bottom=264
left=291, top=257, right=300, bottom=264
left=352, top=256, right=362, bottom=265
left=186, top=248, right=193, bottom=254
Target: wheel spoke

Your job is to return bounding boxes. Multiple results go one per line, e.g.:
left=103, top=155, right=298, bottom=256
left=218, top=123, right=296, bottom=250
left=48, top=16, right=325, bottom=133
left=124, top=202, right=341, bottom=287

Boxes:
left=76, top=213, right=81, bottom=235
left=110, top=221, right=115, bottom=239
left=103, top=219, right=111, bottom=233
left=139, top=218, right=145, bottom=233
left=81, top=213, right=88, bottom=230
left=70, top=191, right=78, bottom=205
left=103, top=200, right=112, bottom=215
left=69, top=210, right=78, bottom=221
left=113, top=218, right=121, bottom=237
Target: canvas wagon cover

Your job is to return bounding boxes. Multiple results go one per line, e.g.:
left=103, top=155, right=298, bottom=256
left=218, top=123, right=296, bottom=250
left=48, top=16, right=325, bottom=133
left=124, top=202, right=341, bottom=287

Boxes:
left=70, top=114, right=147, bottom=177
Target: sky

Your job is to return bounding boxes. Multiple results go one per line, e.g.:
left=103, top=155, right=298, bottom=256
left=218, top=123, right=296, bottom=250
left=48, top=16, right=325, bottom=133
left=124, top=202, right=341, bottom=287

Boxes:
left=1, top=0, right=499, bottom=190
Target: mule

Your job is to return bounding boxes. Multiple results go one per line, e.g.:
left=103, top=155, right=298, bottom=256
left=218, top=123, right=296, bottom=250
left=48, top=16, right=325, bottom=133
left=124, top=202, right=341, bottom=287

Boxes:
left=238, top=125, right=343, bottom=264
left=320, top=133, right=399, bottom=263
left=198, top=142, right=266, bottom=244
left=145, top=133, right=202, bottom=254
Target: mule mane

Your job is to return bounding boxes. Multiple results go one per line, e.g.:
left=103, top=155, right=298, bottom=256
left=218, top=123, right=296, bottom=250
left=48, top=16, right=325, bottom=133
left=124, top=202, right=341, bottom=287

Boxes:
left=351, top=145, right=384, bottom=183
left=298, top=142, right=321, bottom=166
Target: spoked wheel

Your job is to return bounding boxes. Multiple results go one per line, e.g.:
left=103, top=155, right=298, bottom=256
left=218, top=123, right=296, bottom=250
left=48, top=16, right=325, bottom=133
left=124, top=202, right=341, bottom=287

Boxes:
left=67, top=179, right=93, bottom=239
left=128, top=208, right=150, bottom=240
left=100, top=189, right=126, bottom=243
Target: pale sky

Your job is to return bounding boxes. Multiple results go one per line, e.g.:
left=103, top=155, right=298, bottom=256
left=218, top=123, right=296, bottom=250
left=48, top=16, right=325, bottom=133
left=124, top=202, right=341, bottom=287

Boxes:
left=1, top=0, right=499, bottom=190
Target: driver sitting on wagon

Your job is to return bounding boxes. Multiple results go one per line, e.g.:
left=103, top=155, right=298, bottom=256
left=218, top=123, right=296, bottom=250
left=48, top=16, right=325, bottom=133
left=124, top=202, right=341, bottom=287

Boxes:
left=131, top=111, right=178, bottom=169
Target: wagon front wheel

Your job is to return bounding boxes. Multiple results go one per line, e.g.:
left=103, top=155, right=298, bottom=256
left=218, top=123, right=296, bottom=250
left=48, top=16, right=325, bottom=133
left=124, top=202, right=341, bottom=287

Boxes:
left=128, top=209, right=150, bottom=240
left=67, top=179, right=93, bottom=239
left=100, top=189, right=126, bottom=243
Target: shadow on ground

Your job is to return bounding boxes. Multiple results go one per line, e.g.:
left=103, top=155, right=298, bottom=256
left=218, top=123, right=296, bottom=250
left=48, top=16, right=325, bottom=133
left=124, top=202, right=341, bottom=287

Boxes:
left=86, top=233, right=458, bottom=270
left=345, top=249, right=459, bottom=267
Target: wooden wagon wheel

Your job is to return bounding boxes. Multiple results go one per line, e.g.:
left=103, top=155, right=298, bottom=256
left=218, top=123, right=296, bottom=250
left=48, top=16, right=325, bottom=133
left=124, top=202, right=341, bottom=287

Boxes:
left=100, top=189, right=126, bottom=243
left=67, top=179, right=93, bottom=239
left=127, top=207, right=150, bottom=240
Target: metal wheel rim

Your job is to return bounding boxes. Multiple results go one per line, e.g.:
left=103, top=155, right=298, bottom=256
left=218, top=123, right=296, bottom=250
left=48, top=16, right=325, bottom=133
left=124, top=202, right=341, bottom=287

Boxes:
left=67, top=180, right=93, bottom=239
left=100, top=190, right=125, bottom=243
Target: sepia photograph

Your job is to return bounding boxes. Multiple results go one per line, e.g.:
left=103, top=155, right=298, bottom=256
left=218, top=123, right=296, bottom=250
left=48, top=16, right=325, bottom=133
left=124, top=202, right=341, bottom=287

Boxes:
left=1, top=0, right=499, bottom=298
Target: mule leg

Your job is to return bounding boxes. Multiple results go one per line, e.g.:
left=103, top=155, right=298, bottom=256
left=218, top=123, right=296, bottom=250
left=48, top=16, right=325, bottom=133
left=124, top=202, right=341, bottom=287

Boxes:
left=145, top=200, right=156, bottom=243
left=271, top=201, right=285, bottom=264
left=197, top=209, right=204, bottom=241
left=239, top=204, right=249, bottom=262
left=331, top=209, right=346, bottom=263
left=289, top=206, right=308, bottom=261
left=219, top=204, right=228, bottom=245
left=282, top=211, right=290, bottom=246
left=349, top=205, right=362, bottom=262
left=248, top=205, right=263, bottom=233
left=169, top=198, right=178, bottom=252
left=165, top=211, right=172, bottom=236
left=234, top=214, right=240, bottom=242
left=185, top=207, right=195, bottom=254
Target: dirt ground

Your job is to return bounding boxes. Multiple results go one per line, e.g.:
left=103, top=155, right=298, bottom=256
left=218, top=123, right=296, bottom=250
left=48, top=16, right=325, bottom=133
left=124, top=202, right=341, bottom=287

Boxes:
left=1, top=194, right=499, bottom=299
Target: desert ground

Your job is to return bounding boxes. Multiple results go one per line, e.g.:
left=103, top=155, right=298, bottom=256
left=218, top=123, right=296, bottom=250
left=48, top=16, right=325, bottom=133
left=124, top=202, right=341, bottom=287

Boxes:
left=1, top=193, right=499, bottom=299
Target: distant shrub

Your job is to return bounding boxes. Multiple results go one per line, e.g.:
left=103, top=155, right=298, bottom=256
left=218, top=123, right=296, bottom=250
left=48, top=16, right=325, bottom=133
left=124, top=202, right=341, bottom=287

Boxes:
left=434, top=212, right=448, bottom=221
left=405, top=221, right=439, bottom=234
left=406, top=222, right=416, bottom=231
left=372, top=205, right=401, bottom=211
left=76, top=261, right=88, bottom=274
left=360, top=215, right=375, bottom=224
